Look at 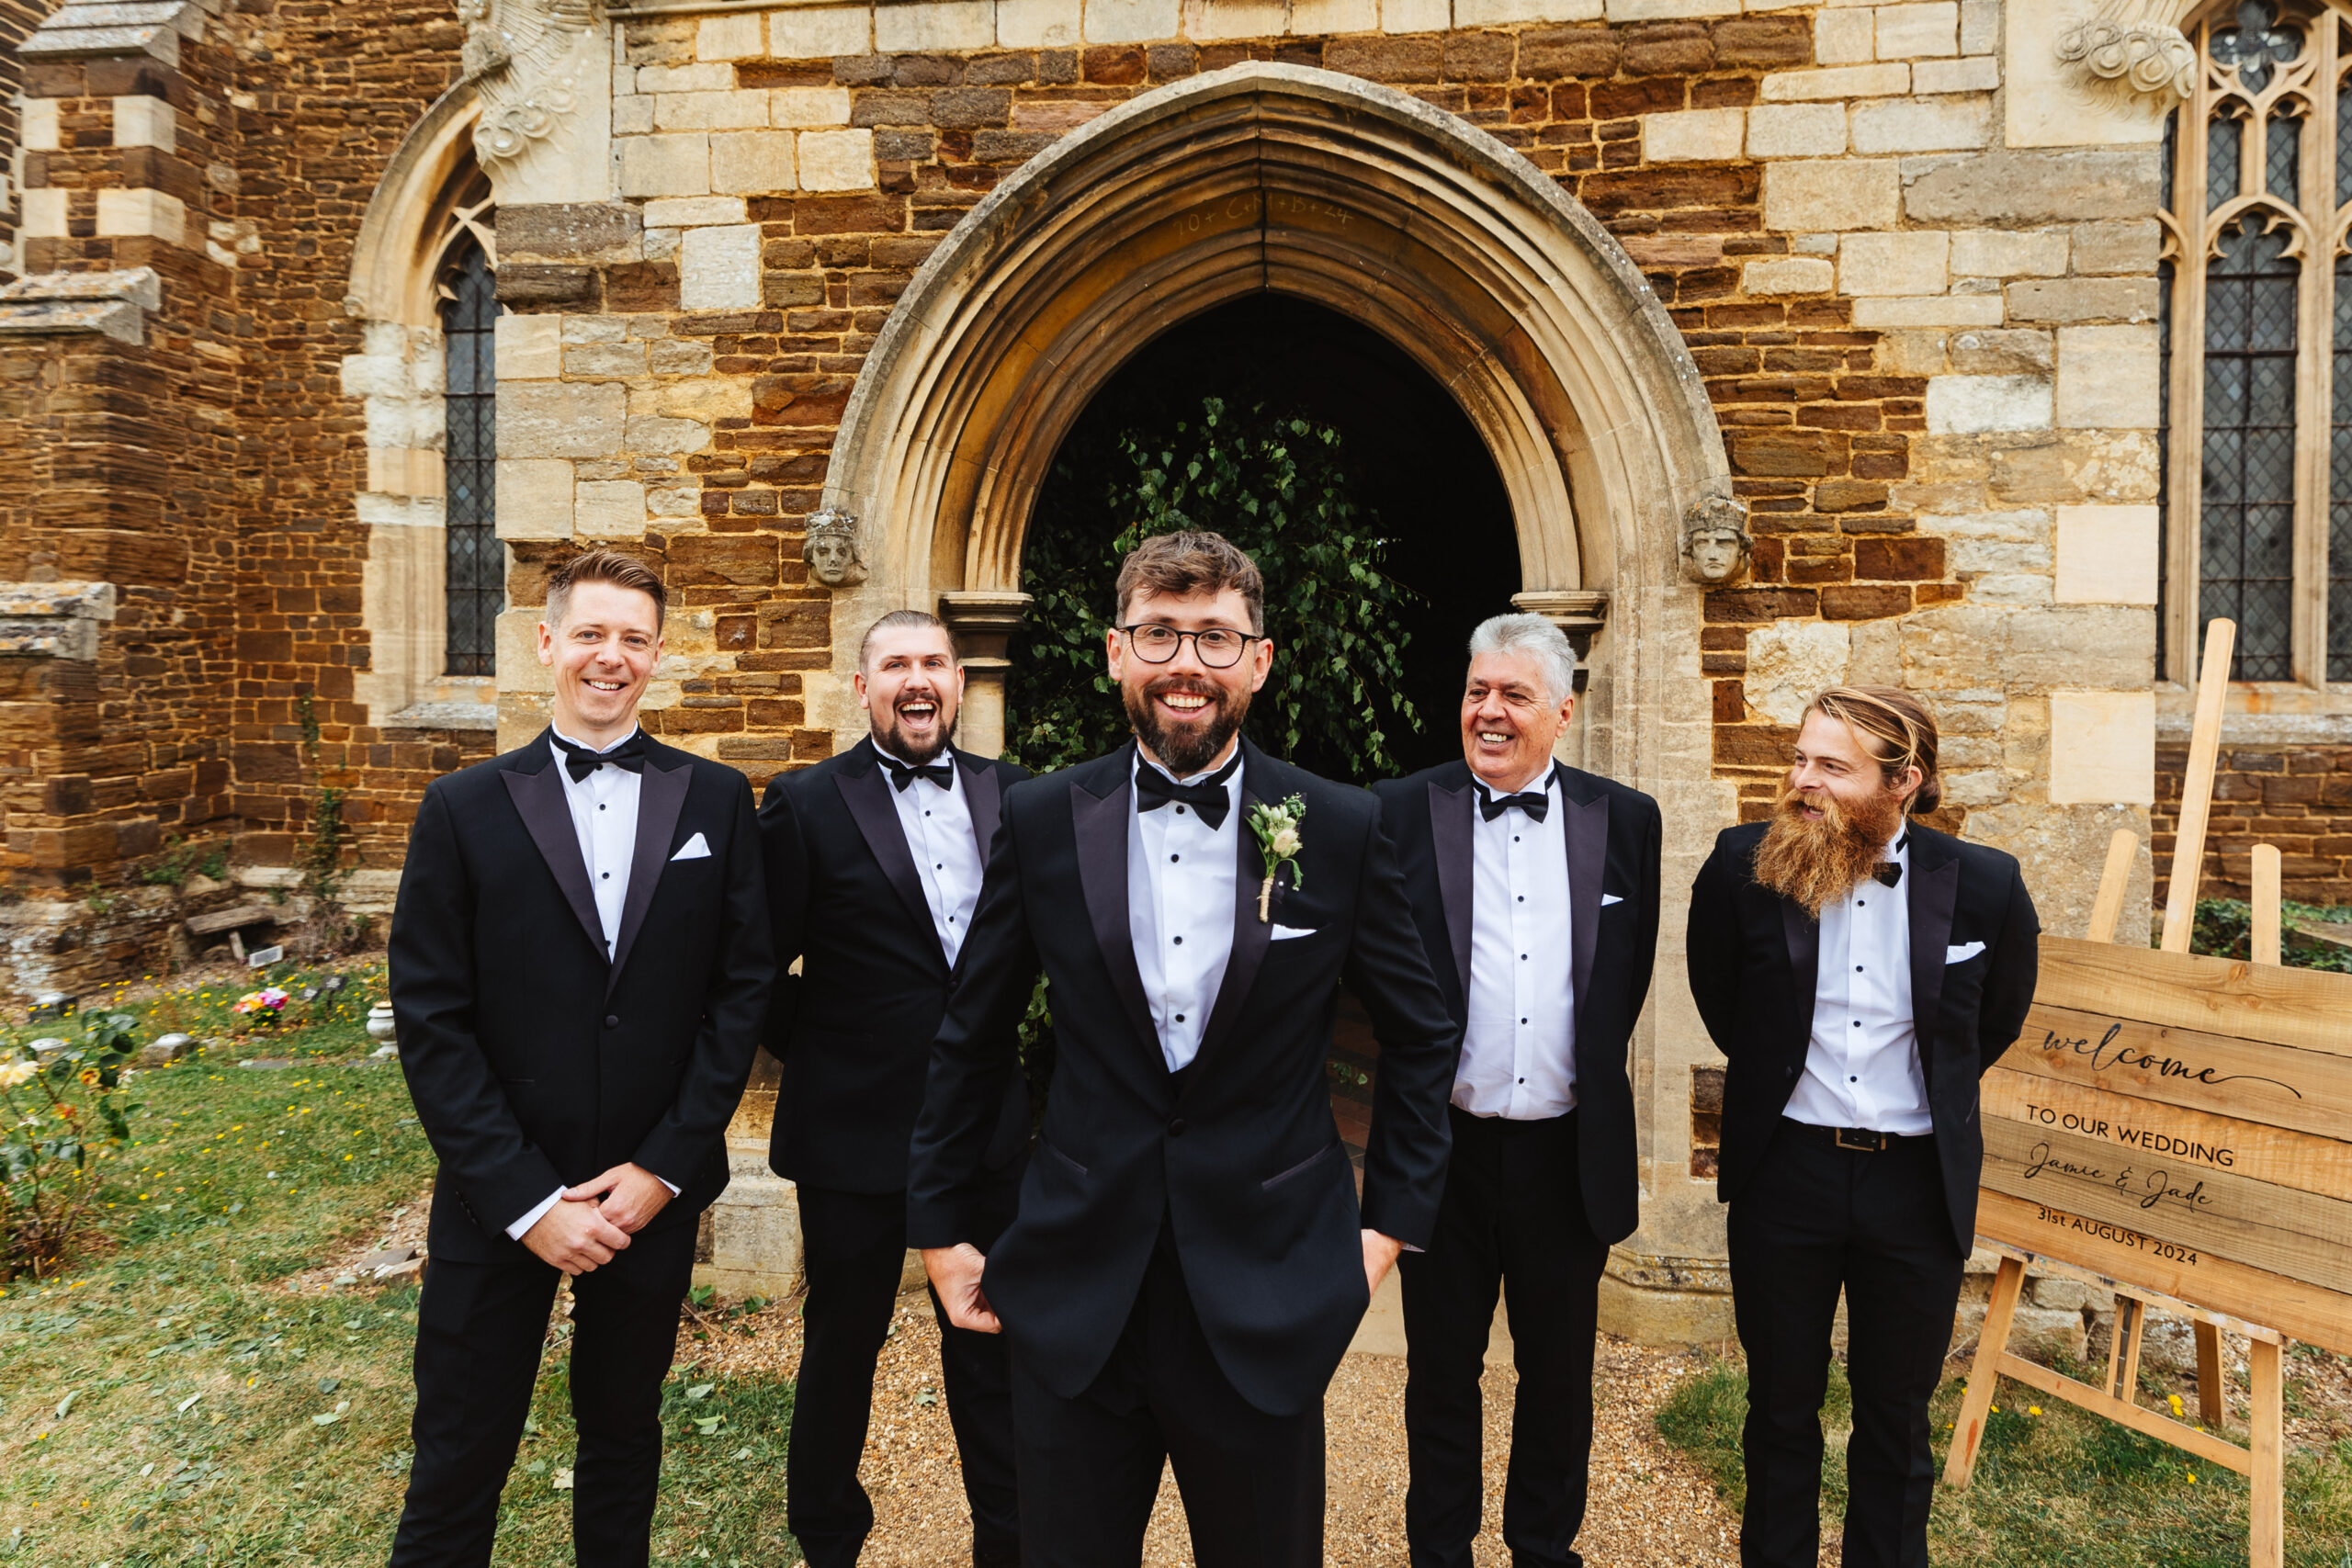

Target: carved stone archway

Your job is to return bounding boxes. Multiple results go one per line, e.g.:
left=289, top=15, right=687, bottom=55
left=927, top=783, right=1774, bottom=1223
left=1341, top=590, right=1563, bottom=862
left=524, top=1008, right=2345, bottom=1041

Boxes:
left=823, top=62, right=1739, bottom=1322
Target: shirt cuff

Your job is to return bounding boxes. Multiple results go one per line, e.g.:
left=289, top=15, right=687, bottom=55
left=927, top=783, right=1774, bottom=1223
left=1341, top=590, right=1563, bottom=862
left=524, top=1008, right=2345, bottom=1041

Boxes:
left=506, top=1187, right=567, bottom=1241
left=658, top=1176, right=681, bottom=1196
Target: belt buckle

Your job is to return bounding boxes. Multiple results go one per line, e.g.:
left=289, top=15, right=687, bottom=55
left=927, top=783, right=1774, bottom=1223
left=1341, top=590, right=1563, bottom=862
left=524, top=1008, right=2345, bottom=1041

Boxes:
left=1835, top=1127, right=1885, bottom=1152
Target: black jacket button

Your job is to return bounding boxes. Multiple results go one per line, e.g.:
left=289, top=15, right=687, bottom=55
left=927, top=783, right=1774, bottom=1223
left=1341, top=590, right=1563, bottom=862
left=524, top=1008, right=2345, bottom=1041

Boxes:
left=605, top=1015, right=620, bottom=1029
left=1169, top=1118, right=1187, bottom=1136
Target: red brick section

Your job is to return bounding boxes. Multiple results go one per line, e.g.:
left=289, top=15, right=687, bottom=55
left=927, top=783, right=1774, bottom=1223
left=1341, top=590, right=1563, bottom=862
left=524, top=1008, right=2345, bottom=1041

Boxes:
left=2154, top=743, right=2352, bottom=908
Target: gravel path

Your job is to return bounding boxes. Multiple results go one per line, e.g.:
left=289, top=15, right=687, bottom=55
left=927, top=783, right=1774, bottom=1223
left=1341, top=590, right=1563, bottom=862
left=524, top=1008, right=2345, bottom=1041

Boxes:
left=693, top=1289, right=1740, bottom=1567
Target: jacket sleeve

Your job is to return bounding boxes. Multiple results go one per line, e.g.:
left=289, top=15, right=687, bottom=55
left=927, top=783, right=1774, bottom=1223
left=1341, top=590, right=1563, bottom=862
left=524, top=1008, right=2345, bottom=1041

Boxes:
left=756, top=775, right=808, bottom=1058
left=1343, top=803, right=1461, bottom=1251
left=632, top=774, right=776, bottom=1185
left=907, top=798, right=1039, bottom=1249
left=390, top=783, right=567, bottom=1235
left=1685, top=833, right=1744, bottom=1057
left=1975, top=857, right=2042, bottom=1074
left=1626, top=793, right=1665, bottom=1028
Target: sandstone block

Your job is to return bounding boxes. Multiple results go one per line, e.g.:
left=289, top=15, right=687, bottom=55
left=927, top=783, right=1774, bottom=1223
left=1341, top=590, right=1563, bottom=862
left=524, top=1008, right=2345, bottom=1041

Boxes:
left=1949, top=326, right=2052, bottom=375
left=1290, top=0, right=1377, bottom=30
left=2054, top=503, right=2157, bottom=604
left=1381, top=0, right=1449, bottom=28
left=772, top=87, right=853, bottom=125
left=2009, top=277, right=2159, bottom=325
left=495, top=313, right=563, bottom=380
left=564, top=342, right=647, bottom=378
left=876, top=0, right=996, bottom=50
left=1744, top=257, right=1834, bottom=295
left=21, top=98, right=59, bottom=152
left=637, top=62, right=735, bottom=93
left=1764, top=158, right=1900, bottom=231
left=1518, top=19, right=1616, bottom=68
left=1851, top=294, right=2002, bottom=328
left=497, top=458, right=574, bottom=537
left=111, top=93, right=175, bottom=151
left=649, top=483, right=702, bottom=517
left=637, top=378, right=755, bottom=422
left=1186, top=0, right=1285, bottom=38
left=680, top=222, right=762, bottom=310
left=1925, top=374, right=2051, bottom=434
left=1645, top=107, right=1745, bottom=164
left=1759, top=62, right=1908, bottom=101
left=19, top=188, right=67, bottom=238
left=1850, top=93, right=1988, bottom=153
left=1950, top=228, right=2065, bottom=278
left=499, top=383, right=626, bottom=458
left=1871, top=1, right=1954, bottom=58
left=1912, top=54, right=1996, bottom=93
left=2007, top=605, right=2152, bottom=687
left=653, top=90, right=769, bottom=131
left=2050, top=690, right=2155, bottom=806
left=500, top=203, right=644, bottom=263
left=711, top=131, right=797, bottom=194
left=1839, top=230, right=1948, bottom=297
left=615, top=95, right=653, bottom=135
left=617, top=133, right=710, bottom=198
left=769, top=5, right=870, bottom=56
left=577, top=480, right=649, bottom=538
left=1086, top=0, right=1181, bottom=39
left=1812, top=7, right=1871, bottom=62
left=2070, top=219, right=2159, bottom=276
left=1960, top=0, right=1994, bottom=51
left=626, top=414, right=715, bottom=455
left=649, top=339, right=716, bottom=376
left=1901, top=149, right=2160, bottom=226
left=1603, top=0, right=1736, bottom=17
left=696, top=12, right=762, bottom=59
left=798, top=130, right=876, bottom=191
left=2056, top=323, right=2158, bottom=429
left=1746, top=102, right=1845, bottom=158
left=95, top=187, right=184, bottom=244
left=1000, top=0, right=1083, bottom=43
left=1455, top=0, right=1601, bottom=21
left=644, top=196, right=749, bottom=226
left=1745, top=621, right=1849, bottom=726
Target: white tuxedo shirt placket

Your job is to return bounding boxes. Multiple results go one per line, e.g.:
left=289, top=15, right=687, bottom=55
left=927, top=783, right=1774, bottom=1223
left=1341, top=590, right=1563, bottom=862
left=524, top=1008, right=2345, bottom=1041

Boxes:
left=1785, top=831, right=1932, bottom=1135
left=1127, top=750, right=1240, bottom=1073
left=877, top=746, right=983, bottom=967
left=1456, top=769, right=1577, bottom=1120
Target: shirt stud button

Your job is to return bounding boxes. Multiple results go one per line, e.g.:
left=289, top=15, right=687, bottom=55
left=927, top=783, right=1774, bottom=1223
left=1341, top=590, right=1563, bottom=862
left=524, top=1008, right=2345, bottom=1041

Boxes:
left=1173, top=936, right=1183, bottom=945
left=601, top=872, right=610, bottom=880
left=1170, top=853, right=1179, bottom=863
left=1174, top=1013, right=1184, bottom=1023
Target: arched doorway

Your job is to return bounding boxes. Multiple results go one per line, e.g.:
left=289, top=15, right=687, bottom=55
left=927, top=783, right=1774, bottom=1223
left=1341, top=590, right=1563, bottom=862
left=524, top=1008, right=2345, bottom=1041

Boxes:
left=822, top=60, right=1740, bottom=1330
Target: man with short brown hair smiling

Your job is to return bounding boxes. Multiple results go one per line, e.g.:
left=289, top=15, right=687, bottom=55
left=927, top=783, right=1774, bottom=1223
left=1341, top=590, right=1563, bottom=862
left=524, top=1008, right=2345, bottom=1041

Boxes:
left=387, top=548, right=773, bottom=1568
left=909, top=530, right=1460, bottom=1567
left=1687, top=686, right=2040, bottom=1568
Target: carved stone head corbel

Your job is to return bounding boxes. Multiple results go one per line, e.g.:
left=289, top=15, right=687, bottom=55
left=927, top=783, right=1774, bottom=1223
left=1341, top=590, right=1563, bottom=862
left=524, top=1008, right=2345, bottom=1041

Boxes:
left=804, top=508, right=868, bottom=588
left=1680, top=493, right=1753, bottom=586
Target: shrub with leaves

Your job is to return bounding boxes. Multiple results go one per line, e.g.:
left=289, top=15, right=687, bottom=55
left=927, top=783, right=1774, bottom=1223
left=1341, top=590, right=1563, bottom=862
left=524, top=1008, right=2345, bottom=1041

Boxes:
left=0, top=1010, right=142, bottom=1279
left=1005, top=395, right=1421, bottom=779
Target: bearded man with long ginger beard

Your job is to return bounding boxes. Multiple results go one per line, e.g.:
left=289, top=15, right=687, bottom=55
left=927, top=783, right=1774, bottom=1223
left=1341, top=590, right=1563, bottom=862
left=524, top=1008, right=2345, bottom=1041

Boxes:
left=1686, top=686, right=2040, bottom=1568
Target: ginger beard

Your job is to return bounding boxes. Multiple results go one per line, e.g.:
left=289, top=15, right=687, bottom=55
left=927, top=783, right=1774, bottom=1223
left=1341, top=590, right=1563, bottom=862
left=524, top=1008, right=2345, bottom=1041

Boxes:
left=1752, top=775, right=1909, bottom=919
left=1125, top=671, right=1250, bottom=778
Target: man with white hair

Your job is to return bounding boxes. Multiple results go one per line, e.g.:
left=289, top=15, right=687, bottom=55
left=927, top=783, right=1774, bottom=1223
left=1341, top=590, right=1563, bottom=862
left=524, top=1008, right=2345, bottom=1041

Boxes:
left=1371, top=612, right=1661, bottom=1568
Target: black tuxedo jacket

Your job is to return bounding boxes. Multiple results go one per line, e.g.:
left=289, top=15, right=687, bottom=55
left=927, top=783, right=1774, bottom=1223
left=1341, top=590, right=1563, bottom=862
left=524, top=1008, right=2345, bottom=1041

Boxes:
left=1371, top=760, right=1661, bottom=1246
left=907, top=739, right=1462, bottom=1417
left=389, top=729, right=775, bottom=1265
left=759, top=738, right=1031, bottom=1195
left=1686, top=818, right=2041, bottom=1256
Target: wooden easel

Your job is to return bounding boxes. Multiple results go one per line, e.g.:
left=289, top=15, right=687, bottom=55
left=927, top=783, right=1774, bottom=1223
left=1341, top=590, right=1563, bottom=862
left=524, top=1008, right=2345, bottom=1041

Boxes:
left=1942, top=620, right=2290, bottom=1568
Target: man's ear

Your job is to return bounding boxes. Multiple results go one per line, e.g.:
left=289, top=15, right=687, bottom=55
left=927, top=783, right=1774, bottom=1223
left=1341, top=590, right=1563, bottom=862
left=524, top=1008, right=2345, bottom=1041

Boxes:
left=536, top=620, right=556, bottom=668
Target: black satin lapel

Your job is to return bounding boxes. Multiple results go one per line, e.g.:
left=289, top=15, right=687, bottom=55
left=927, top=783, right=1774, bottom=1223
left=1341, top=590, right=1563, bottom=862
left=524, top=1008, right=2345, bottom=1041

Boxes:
left=1908, top=842, right=1961, bottom=1066
left=503, top=760, right=607, bottom=962
left=1072, top=773, right=1158, bottom=1054
left=1781, top=897, right=1820, bottom=1041
left=1429, top=781, right=1474, bottom=998
left=960, top=751, right=1003, bottom=858
left=607, top=757, right=689, bottom=991
left=1565, top=784, right=1606, bottom=1029
left=838, top=766, right=936, bottom=946
left=1186, top=786, right=1273, bottom=1101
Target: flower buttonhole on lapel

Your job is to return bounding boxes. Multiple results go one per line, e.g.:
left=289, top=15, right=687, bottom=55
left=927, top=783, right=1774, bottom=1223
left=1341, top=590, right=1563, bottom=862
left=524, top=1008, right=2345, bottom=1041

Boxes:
left=1248, top=795, right=1306, bottom=924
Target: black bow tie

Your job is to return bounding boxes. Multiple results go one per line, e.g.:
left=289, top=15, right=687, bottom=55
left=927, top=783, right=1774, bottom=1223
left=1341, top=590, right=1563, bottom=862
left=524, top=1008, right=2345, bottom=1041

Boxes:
left=555, top=730, right=647, bottom=783
left=1872, top=863, right=1903, bottom=887
left=882, top=756, right=954, bottom=792
left=1136, top=752, right=1240, bottom=830
left=1476, top=785, right=1549, bottom=823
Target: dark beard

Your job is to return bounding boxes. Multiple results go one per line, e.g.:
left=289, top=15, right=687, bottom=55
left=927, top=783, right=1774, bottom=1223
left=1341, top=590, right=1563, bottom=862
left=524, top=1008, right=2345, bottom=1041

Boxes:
left=1751, top=780, right=1905, bottom=919
left=1125, top=673, right=1250, bottom=777
left=872, top=695, right=951, bottom=767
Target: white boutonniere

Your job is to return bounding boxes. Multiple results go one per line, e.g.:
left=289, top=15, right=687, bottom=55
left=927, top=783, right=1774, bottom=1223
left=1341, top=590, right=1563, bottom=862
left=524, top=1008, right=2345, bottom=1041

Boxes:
left=1247, top=795, right=1306, bottom=924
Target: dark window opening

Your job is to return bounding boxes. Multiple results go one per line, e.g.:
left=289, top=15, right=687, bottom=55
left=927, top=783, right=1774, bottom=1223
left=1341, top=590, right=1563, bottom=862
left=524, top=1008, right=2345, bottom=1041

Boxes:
left=440, top=236, right=501, bottom=676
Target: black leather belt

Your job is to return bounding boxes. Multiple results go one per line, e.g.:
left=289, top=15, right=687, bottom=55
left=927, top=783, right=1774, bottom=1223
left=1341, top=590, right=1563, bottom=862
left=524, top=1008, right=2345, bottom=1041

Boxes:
left=1782, top=1118, right=1923, bottom=1153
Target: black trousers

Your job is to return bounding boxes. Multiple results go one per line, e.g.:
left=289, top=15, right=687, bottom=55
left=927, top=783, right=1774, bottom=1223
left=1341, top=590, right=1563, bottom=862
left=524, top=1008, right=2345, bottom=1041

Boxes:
left=788, top=1179, right=1020, bottom=1568
left=388, top=1217, right=696, bottom=1568
left=1399, top=1105, right=1610, bottom=1568
left=1010, top=1220, right=1324, bottom=1568
left=1726, top=1120, right=1966, bottom=1568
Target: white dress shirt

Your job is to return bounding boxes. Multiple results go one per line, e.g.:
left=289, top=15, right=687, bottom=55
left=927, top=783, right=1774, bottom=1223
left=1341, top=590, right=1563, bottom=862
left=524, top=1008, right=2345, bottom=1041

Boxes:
left=1455, top=765, right=1577, bottom=1120
left=876, top=743, right=984, bottom=967
left=509, top=725, right=673, bottom=1242
left=1127, top=747, right=1241, bottom=1073
left=1784, top=830, right=1931, bottom=1134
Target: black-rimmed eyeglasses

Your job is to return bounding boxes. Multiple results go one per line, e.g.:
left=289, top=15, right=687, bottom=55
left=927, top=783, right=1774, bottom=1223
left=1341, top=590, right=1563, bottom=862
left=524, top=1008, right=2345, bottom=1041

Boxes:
left=1118, top=624, right=1263, bottom=668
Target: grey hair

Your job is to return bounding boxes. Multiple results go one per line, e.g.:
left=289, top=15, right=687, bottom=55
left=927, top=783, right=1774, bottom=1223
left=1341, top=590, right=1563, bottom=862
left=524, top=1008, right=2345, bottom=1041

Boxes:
left=1466, top=613, right=1577, bottom=706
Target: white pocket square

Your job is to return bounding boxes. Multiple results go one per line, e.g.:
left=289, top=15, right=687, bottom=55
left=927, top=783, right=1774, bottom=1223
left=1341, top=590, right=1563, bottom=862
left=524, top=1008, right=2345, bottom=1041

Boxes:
left=1600, top=894, right=1624, bottom=908
left=1271, top=923, right=1318, bottom=942
left=670, top=831, right=712, bottom=862
left=1945, top=941, right=1984, bottom=964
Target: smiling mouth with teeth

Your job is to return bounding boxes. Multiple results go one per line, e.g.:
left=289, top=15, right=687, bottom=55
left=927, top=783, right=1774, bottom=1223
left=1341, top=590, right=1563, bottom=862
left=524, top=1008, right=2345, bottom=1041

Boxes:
left=585, top=679, right=627, bottom=693
left=1161, top=693, right=1210, bottom=713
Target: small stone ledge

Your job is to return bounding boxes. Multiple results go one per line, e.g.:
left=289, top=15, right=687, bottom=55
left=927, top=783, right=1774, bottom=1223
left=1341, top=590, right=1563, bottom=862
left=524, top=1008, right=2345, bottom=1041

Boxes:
left=0, top=581, right=118, bottom=660
left=386, top=701, right=499, bottom=732
left=0, top=268, right=163, bottom=345
left=20, top=0, right=206, bottom=62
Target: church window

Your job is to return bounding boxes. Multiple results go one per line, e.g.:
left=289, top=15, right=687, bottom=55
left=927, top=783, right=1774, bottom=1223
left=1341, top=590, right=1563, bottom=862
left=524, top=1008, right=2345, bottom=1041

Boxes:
left=439, top=234, right=500, bottom=677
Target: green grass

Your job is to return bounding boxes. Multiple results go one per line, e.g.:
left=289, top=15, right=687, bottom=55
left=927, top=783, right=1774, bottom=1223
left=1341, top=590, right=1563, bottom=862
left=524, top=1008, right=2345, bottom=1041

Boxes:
left=1657, top=1357, right=2352, bottom=1567
left=0, top=961, right=798, bottom=1566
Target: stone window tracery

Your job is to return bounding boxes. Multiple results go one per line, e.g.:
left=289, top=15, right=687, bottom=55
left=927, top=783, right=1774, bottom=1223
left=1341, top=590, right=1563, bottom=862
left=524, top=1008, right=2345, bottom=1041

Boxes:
left=2163, top=0, right=2352, bottom=684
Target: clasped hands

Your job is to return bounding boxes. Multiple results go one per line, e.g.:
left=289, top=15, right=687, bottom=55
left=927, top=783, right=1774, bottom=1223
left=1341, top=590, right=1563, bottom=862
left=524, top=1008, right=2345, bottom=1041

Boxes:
left=521, top=1162, right=674, bottom=1276
left=924, top=1228, right=1407, bottom=1336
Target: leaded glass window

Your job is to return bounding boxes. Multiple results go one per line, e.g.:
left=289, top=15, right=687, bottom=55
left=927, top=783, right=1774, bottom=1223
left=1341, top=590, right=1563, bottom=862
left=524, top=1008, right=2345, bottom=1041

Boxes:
left=440, top=236, right=500, bottom=677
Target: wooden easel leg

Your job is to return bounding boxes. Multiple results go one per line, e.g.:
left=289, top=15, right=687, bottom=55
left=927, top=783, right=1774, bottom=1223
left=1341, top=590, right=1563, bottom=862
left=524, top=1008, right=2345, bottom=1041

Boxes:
left=2117, top=1301, right=2145, bottom=1404
left=2102, top=1297, right=2139, bottom=1398
left=1943, top=1257, right=2025, bottom=1490
left=2248, top=1338, right=2284, bottom=1568
left=2195, top=1321, right=2227, bottom=1428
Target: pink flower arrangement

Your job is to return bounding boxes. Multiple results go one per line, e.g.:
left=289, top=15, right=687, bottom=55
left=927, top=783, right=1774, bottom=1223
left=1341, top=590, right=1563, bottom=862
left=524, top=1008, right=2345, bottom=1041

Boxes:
left=233, top=987, right=290, bottom=1023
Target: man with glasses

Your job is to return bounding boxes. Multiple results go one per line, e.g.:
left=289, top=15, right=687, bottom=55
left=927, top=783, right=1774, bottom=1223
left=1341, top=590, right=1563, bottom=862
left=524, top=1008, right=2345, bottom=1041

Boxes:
left=908, top=531, right=1461, bottom=1567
